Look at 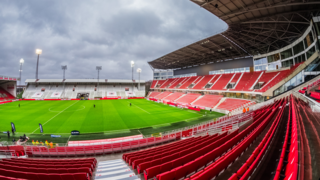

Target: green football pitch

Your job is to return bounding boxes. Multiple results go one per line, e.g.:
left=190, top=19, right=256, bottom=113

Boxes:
left=0, top=99, right=224, bottom=143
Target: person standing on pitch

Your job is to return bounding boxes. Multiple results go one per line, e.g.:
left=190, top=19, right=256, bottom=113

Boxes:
left=130, top=103, right=131, bottom=106
left=19, top=104, right=20, bottom=108
left=11, top=127, right=14, bottom=135
left=94, top=104, right=95, bottom=108
left=7, top=131, right=10, bottom=138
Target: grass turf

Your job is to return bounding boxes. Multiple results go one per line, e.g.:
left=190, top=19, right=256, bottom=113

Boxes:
left=0, top=99, right=224, bottom=144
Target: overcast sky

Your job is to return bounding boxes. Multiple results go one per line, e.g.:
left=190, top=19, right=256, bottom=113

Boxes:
left=0, top=0, right=226, bottom=83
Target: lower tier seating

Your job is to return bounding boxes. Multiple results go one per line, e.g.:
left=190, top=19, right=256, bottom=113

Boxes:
left=175, top=93, right=201, bottom=104
left=154, top=100, right=282, bottom=180
left=0, top=158, right=96, bottom=180
left=191, top=95, right=223, bottom=108
left=149, top=92, right=161, bottom=98
left=163, top=92, right=184, bottom=102
left=154, top=92, right=172, bottom=100
left=217, top=99, right=251, bottom=111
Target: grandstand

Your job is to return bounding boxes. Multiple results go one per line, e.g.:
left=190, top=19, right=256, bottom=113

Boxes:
left=22, top=79, right=146, bottom=99
left=0, top=75, right=17, bottom=101
left=1, top=0, right=320, bottom=180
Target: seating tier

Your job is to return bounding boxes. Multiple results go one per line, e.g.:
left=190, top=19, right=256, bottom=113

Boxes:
left=175, top=93, right=201, bottom=104
left=191, top=95, right=223, bottom=108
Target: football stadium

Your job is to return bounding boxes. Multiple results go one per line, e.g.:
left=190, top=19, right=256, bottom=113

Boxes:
left=0, top=0, right=320, bottom=180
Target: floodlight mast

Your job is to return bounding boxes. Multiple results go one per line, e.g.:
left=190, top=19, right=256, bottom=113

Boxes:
left=96, top=66, right=102, bottom=94
left=137, top=68, right=141, bottom=91
left=35, top=49, right=42, bottom=79
left=61, top=65, right=67, bottom=98
left=19, top=59, right=24, bottom=86
left=131, top=61, right=134, bottom=94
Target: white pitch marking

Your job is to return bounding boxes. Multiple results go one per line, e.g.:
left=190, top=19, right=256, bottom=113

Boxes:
left=30, top=101, right=80, bottom=134
left=48, top=105, right=85, bottom=112
left=127, top=101, right=150, bottom=114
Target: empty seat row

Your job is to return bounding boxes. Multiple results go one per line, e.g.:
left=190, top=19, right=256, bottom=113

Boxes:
left=191, top=95, right=223, bottom=108
left=184, top=101, right=283, bottom=180
left=3, top=158, right=95, bottom=168
left=228, top=99, right=286, bottom=180
left=139, top=134, right=222, bottom=175
left=152, top=102, right=278, bottom=180
left=144, top=132, right=230, bottom=179
left=124, top=137, right=201, bottom=163
left=0, top=168, right=88, bottom=180
left=132, top=136, right=211, bottom=169
left=0, top=161, right=94, bottom=172
left=0, top=164, right=92, bottom=177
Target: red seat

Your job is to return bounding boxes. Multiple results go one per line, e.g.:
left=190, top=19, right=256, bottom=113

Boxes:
left=160, top=162, right=172, bottom=174
left=48, top=174, right=62, bottom=180
left=157, top=170, right=175, bottom=180
left=61, top=173, right=76, bottom=180
left=229, top=173, right=238, bottom=180
left=144, top=165, right=160, bottom=180
left=36, top=173, right=49, bottom=180
left=73, top=173, right=88, bottom=180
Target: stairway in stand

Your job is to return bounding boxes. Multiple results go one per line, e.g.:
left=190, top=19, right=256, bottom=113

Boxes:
left=95, top=159, right=140, bottom=180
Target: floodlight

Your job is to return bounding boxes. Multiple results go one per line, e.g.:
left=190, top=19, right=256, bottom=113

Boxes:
left=36, top=49, right=42, bottom=55
left=20, top=59, right=24, bottom=64
left=137, top=68, right=141, bottom=73
left=96, top=66, right=102, bottom=70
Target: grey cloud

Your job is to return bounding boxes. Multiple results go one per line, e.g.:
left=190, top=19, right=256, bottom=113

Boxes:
left=0, top=0, right=226, bottom=83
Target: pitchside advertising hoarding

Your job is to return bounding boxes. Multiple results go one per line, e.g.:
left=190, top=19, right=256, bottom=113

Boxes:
left=71, top=130, right=80, bottom=135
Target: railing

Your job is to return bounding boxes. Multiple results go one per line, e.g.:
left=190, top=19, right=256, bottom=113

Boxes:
left=24, top=135, right=178, bottom=157
left=293, top=91, right=320, bottom=112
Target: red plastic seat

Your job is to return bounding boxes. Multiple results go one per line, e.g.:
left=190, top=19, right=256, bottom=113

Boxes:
left=61, top=173, right=76, bottom=180
left=73, top=173, right=88, bottom=180
left=48, top=174, right=62, bottom=180
left=157, top=170, right=175, bottom=180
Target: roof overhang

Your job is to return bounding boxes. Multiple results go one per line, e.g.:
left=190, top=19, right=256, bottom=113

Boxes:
left=149, top=0, right=320, bottom=69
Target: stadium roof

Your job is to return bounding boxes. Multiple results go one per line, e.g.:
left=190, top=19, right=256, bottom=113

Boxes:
left=25, top=79, right=145, bottom=83
left=149, top=0, right=320, bottom=69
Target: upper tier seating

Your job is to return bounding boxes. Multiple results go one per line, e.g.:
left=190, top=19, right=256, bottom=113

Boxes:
left=192, top=75, right=214, bottom=90
left=230, top=73, right=241, bottom=83
left=0, top=158, right=97, bottom=180
left=154, top=92, right=172, bottom=100
left=152, top=64, right=300, bottom=92
left=168, top=78, right=187, bottom=89
left=210, top=74, right=234, bottom=90
left=163, top=92, right=184, bottom=102
left=179, top=77, right=199, bottom=89
left=155, top=80, right=166, bottom=88
left=192, top=95, right=223, bottom=108
left=151, top=81, right=158, bottom=88
left=175, top=93, right=201, bottom=104
left=160, top=79, right=177, bottom=89
left=217, top=99, right=251, bottom=111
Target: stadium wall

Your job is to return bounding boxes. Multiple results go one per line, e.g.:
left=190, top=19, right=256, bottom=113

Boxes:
left=173, top=57, right=253, bottom=76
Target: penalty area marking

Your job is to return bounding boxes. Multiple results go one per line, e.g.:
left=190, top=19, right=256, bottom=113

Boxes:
left=30, top=101, right=80, bottom=134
